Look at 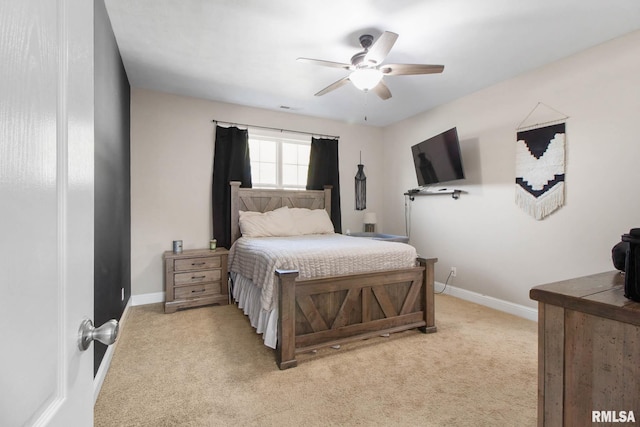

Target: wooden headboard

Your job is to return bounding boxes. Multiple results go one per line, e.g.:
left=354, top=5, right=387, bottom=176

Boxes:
left=229, top=181, right=332, bottom=245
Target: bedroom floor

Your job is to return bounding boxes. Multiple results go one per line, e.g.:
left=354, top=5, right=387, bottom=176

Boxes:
left=95, top=295, right=538, bottom=426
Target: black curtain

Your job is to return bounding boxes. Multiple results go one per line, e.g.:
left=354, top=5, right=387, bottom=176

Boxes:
left=306, top=137, right=342, bottom=233
left=212, top=126, right=251, bottom=248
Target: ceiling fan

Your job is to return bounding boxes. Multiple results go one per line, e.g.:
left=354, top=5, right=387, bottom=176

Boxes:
left=298, top=31, right=444, bottom=100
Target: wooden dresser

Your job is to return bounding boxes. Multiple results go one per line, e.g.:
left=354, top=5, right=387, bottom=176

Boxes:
left=530, top=271, right=640, bottom=426
left=163, top=248, right=229, bottom=313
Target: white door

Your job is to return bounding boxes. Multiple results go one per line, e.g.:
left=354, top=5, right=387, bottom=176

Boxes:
left=1, top=0, right=96, bottom=425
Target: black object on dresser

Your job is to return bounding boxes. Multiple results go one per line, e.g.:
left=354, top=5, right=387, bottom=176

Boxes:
left=622, top=228, right=640, bottom=302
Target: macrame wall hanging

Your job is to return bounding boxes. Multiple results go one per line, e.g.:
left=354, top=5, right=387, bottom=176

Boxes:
left=355, top=152, right=366, bottom=210
left=515, top=102, right=569, bottom=220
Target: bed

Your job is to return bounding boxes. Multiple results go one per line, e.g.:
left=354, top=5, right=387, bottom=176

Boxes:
left=228, top=181, right=437, bottom=369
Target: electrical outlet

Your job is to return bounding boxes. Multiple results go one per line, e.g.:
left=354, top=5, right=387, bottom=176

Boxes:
left=121, top=287, right=125, bottom=301
left=450, top=267, right=457, bottom=277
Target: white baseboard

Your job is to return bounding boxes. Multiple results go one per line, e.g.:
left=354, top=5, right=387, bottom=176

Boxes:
left=94, top=297, right=132, bottom=405
left=435, top=281, right=538, bottom=322
left=94, top=291, right=164, bottom=403
left=127, top=288, right=538, bottom=321
left=130, top=291, right=165, bottom=306
left=126, top=287, right=537, bottom=323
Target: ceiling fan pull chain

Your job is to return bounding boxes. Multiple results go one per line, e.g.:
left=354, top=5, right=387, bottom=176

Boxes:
left=363, top=90, right=369, bottom=122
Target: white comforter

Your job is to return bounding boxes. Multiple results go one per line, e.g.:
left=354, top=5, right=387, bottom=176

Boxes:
left=228, top=234, right=417, bottom=311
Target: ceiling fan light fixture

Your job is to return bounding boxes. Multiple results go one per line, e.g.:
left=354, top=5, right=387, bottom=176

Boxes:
left=349, top=68, right=383, bottom=91
left=302, top=31, right=443, bottom=99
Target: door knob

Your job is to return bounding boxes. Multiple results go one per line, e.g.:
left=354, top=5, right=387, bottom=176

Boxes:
left=78, top=318, right=119, bottom=351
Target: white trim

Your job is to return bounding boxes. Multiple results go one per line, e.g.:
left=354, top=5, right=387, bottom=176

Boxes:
left=435, top=281, right=538, bottom=322
left=249, top=131, right=311, bottom=189
left=131, top=291, right=165, bottom=306
left=93, top=298, right=132, bottom=405
left=94, top=289, right=161, bottom=404
left=127, top=287, right=537, bottom=322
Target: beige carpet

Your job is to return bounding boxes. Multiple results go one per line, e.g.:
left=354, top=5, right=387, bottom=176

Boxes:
left=95, top=295, right=538, bottom=426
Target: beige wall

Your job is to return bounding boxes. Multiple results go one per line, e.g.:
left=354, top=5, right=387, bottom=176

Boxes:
left=131, top=90, right=384, bottom=296
left=382, top=30, right=640, bottom=308
left=132, top=30, right=640, bottom=306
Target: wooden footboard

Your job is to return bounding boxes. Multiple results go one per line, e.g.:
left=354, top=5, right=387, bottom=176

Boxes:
left=275, top=257, right=437, bottom=369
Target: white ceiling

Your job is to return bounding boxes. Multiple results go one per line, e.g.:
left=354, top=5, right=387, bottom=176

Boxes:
left=104, top=0, right=640, bottom=127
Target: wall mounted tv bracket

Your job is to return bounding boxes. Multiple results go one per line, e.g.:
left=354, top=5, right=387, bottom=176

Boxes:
left=405, top=188, right=462, bottom=201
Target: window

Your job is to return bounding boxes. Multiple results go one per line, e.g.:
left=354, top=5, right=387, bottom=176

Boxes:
left=249, top=130, right=310, bottom=189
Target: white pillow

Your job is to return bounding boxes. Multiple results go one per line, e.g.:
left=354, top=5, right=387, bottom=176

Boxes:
left=238, top=206, right=298, bottom=237
left=289, top=208, right=335, bottom=235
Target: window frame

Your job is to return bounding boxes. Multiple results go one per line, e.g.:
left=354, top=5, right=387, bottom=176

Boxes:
left=249, top=130, right=311, bottom=190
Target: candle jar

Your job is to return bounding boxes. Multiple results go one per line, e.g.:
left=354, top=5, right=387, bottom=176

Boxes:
left=209, top=239, right=217, bottom=250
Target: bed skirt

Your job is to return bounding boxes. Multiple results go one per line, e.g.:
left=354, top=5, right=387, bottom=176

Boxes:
left=231, top=272, right=278, bottom=348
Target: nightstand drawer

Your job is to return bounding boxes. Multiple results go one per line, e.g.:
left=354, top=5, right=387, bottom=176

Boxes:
left=174, top=269, right=221, bottom=285
left=174, top=256, right=221, bottom=272
left=174, top=282, right=221, bottom=300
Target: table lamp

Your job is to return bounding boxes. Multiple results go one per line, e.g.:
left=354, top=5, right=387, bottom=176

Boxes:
left=363, top=212, right=377, bottom=233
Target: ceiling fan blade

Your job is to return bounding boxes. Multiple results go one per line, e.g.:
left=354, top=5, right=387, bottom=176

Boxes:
left=364, top=31, right=398, bottom=65
left=315, top=76, right=351, bottom=96
left=371, top=79, right=392, bottom=100
left=297, top=57, right=352, bottom=70
left=381, top=64, right=444, bottom=76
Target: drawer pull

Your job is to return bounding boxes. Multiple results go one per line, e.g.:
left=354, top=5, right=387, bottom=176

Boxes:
left=191, top=289, right=206, bottom=293
left=192, top=275, right=206, bottom=280
left=192, top=262, right=206, bottom=266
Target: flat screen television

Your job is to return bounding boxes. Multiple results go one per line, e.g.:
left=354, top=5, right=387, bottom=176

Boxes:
left=411, top=127, right=465, bottom=187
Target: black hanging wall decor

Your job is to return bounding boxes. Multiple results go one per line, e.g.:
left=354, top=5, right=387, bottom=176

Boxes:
left=355, top=152, right=366, bottom=210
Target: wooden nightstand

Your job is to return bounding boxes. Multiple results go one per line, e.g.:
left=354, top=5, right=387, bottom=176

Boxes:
left=163, top=248, right=229, bottom=313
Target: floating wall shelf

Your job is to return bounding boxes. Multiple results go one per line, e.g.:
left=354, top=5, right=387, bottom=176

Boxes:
left=404, top=189, right=462, bottom=200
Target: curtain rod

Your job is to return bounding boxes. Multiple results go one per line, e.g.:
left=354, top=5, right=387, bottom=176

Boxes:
left=212, top=119, right=339, bottom=140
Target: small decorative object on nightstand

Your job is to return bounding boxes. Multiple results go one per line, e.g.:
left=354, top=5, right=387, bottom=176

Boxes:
left=363, top=212, right=377, bottom=232
left=163, top=248, right=229, bottom=313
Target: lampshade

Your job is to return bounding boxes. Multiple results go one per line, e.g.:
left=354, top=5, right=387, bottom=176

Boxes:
left=363, top=212, right=377, bottom=224
left=350, top=69, right=383, bottom=91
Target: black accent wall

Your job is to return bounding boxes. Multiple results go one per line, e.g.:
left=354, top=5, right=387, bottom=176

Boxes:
left=94, top=0, right=131, bottom=376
